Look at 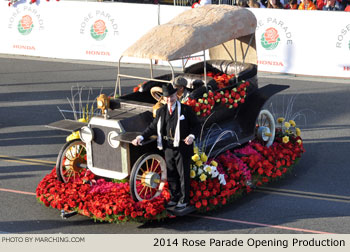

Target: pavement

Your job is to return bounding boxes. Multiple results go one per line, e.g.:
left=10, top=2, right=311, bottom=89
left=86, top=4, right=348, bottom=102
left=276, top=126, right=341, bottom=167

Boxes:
left=0, top=54, right=350, bottom=234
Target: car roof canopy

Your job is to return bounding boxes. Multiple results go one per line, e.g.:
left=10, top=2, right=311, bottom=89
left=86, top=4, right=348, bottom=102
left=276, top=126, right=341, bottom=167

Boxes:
left=121, top=5, right=257, bottom=61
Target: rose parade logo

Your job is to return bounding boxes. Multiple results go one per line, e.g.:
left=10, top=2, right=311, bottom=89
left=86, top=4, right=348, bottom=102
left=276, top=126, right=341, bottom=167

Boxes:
left=80, top=11, right=119, bottom=41
left=335, top=24, right=350, bottom=50
left=256, top=17, right=293, bottom=50
left=90, top=19, right=108, bottom=41
left=8, top=6, right=44, bottom=35
left=17, top=15, right=34, bottom=36
left=261, top=27, right=280, bottom=50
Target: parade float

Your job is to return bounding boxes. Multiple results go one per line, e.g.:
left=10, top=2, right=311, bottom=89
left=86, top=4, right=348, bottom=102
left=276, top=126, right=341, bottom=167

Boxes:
left=37, top=5, right=304, bottom=222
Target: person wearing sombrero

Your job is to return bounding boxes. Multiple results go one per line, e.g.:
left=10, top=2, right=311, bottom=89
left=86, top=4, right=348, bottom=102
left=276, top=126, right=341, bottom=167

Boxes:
left=132, top=83, right=200, bottom=210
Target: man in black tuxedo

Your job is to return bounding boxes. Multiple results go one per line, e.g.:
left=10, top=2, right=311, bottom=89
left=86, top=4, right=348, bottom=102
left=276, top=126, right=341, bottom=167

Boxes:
left=132, top=83, right=200, bottom=210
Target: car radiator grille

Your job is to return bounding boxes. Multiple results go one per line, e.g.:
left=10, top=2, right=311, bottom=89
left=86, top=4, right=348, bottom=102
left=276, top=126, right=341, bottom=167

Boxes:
left=90, top=125, right=122, bottom=173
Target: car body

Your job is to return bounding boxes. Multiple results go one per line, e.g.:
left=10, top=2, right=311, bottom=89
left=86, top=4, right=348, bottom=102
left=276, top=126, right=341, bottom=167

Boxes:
left=48, top=5, right=288, bottom=202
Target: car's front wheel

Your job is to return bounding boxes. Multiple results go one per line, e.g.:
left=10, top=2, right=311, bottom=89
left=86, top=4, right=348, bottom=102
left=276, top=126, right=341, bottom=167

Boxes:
left=130, top=153, right=167, bottom=202
left=56, top=139, right=87, bottom=183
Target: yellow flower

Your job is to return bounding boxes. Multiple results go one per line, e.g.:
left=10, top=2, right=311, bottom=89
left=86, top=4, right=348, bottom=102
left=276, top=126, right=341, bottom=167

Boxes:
left=66, top=131, right=80, bottom=142
left=211, top=160, right=218, bottom=167
left=284, top=122, right=291, bottom=129
left=199, top=173, right=207, bottom=182
left=282, top=136, right=289, bottom=144
left=200, top=153, right=208, bottom=162
left=195, top=160, right=203, bottom=167
left=204, top=165, right=212, bottom=173
left=277, top=117, right=285, bottom=123
left=289, top=120, right=296, bottom=127
left=191, top=154, right=200, bottom=162
left=296, top=128, right=301, bottom=136
left=193, top=146, right=199, bottom=154
left=297, top=139, right=302, bottom=145
left=190, top=170, right=196, bottom=178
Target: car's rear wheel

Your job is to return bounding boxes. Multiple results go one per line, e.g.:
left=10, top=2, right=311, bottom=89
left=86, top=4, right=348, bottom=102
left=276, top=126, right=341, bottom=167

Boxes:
left=56, top=139, right=87, bottom=183
left=256, top=109, right=275, bottom=147
left=130, top=153, right=167, bottom=202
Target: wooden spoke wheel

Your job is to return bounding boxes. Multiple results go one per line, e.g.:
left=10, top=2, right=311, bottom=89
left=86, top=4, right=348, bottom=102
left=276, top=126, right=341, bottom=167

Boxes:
left=56, top=139, right=87, bottom=183
left=256, top=109, right=275, bottom=147
left=130, top=153, right=167, bottom=202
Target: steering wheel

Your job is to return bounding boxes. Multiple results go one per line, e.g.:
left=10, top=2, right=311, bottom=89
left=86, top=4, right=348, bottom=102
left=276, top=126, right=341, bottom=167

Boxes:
left=150, top=86, right=166, bottom=104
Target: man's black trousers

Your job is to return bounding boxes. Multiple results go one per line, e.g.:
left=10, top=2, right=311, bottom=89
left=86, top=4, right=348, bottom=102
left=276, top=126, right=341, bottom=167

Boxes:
left=164, top=143, right=192, bottom=204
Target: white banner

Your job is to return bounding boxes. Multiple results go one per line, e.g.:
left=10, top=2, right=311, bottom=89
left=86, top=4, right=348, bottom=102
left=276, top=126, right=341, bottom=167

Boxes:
left=1, top=2, right=350, bottom=78
left=250, top=8, right=350, bottom=78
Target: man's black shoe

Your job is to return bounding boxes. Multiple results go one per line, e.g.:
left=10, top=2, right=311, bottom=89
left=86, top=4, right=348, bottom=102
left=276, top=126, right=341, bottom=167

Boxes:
left=174, top=202, right=187, bottom=210
left=165, top=201, right=177, bottom=208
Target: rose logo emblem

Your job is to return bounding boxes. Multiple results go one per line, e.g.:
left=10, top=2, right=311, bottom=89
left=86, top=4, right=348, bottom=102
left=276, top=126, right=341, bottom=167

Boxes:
left=17, top=15, right=34, bottom=36
left=261, top=27, right=280, bottom=50
left=90, top=20, right=108, bottom=41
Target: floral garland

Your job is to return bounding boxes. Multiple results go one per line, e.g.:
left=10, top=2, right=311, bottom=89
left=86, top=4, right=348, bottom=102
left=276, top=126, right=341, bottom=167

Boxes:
left=207, top=72, right=235, bottom=89
left=133, top=72, right=246, bottom=117
left=185, top=80, right=249, bottom=117
left=37, top=117, right=304, bottom=223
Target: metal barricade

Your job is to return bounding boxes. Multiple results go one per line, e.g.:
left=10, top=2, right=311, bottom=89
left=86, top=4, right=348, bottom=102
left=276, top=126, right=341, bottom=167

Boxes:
left=173, top=0, right=192, bottom=5
left=171, top=0, right=236, bottom=6
left=218, top=0, right=236, bottom=5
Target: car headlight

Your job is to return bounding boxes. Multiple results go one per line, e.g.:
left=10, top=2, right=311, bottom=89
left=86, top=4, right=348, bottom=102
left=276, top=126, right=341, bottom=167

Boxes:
left=96, top=94, right=110, bottom=113
left=80, top=126, right=94, bottom=143
left=108, top=131, right=120, bottom=149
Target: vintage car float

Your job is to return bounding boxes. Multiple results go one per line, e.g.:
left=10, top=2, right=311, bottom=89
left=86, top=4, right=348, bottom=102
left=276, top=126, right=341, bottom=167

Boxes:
left=47, top=5, right=289, bottom=209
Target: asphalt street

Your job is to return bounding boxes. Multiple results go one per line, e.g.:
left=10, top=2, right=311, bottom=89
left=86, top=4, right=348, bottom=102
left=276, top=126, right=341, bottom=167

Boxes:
left=0, top=54, right=350, bottom=234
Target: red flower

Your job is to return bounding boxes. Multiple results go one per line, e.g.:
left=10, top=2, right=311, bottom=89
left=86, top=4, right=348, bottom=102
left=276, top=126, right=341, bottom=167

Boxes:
left=276, top=170, right=282, bottom=177
left=37, top=132, right=304, bottom=222
left=262, top=177, right=269, bottom=183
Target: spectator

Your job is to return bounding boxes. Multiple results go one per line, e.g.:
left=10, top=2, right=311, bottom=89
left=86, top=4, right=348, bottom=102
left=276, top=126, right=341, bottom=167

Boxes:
left=237, top=0, right=250, bottom=7
left=322, top=0, right=343, bottom=9
left=260, top=0, right=269, bottom=6
left=285, top=0, right=299, bottom=8
left=279, top=0, right=290, bottom=7
left=316, top=0, right=326, bottom=9
left=267, top=0, right=284, bottom=8
left=298, top=0, right=317, bottom=9
left=249, top=0, right=268, bottom=7
left=248, top=0, right=262, bottom=7
left=345, top=0, right=350, bottom=10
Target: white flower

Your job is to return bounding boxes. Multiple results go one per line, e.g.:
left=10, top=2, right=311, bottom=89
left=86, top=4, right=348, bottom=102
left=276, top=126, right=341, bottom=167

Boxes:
left=211, top=166, right=219, bottom=178
left=218, top=174, right=226, bottom=185
left=204, top=165, right=212, bottom=174
left=197, top=168, right=203, bottom=175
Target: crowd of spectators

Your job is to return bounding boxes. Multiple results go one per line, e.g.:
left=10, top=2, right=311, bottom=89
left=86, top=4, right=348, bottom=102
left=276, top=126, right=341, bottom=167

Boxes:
left=117, top=0, right=350, bottom=11
left=206, top=0, right=350, bottom=11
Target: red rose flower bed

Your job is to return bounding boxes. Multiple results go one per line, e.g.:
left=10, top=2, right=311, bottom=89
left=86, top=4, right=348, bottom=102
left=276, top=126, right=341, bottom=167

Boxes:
left=185, top=80, right=249, bottom=117
left=36, top=136, right=304, bottom=223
